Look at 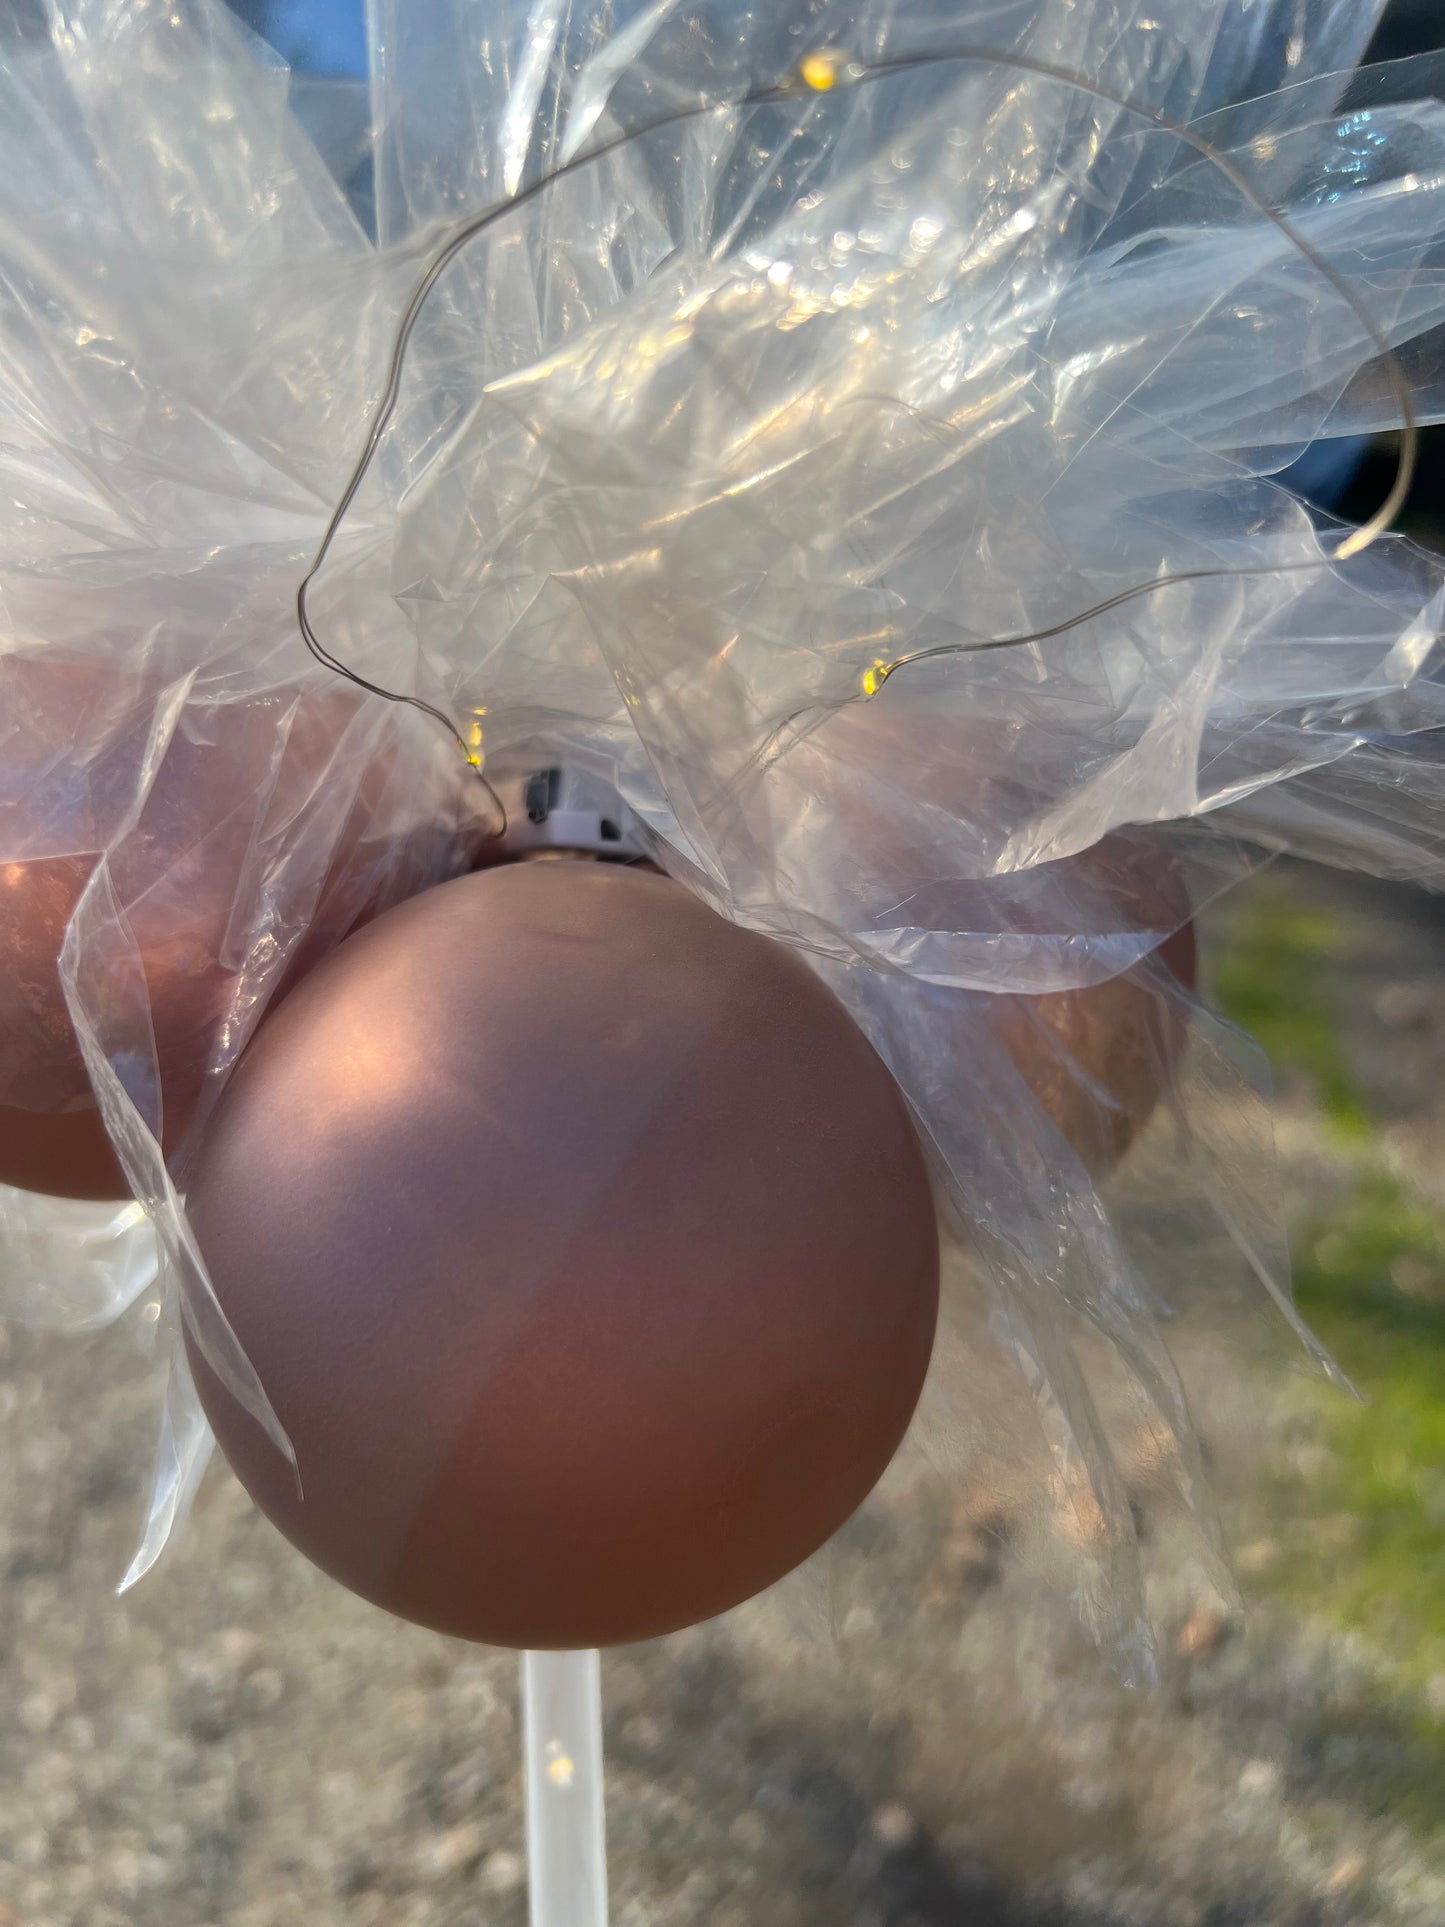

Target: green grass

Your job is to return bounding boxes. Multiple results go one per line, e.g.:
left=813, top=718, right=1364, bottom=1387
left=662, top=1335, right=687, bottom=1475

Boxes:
left=1266, top=1173, right=1445, bottom=1834
left=1211, top=883, right=1372, bottom=1139
left=1213, top=880, right=1445, bottom=1831
left=1286, top=1173, right=1445, bottom=1674
left=1211, top=884, right=1445, bottom=1669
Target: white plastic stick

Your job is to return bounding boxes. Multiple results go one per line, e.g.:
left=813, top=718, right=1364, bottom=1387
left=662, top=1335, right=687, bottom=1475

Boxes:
left=522, top=1649, right=609, bottom=1927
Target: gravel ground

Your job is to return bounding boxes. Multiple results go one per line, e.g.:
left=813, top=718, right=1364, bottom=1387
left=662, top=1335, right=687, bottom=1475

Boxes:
left=3, top=862, right=1444, bottom=1927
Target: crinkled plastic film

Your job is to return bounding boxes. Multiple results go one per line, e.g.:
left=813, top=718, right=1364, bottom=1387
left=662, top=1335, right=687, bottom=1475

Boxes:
left=3, top=0, right=1444, bottom=1661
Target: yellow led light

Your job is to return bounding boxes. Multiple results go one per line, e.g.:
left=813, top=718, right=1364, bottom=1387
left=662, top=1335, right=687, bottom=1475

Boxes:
left=799, top=48, right=844, bottom=93
left=860, top=658, right=894, bottom=699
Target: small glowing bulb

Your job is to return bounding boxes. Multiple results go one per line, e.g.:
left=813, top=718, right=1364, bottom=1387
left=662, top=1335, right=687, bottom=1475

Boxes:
left=547, top=1748, right=576, bottom=1789
left=860, top=658, right=894, bottom=699
left=799, top=48, right=845, bottom=93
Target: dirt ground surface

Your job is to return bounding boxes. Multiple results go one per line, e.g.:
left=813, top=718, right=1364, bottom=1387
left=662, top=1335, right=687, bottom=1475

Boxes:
left=3, top=861, right=1445, bottom=1927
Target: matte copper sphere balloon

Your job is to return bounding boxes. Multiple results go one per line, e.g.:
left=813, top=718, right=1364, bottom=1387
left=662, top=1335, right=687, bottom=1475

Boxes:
left=0, top=649, right=487, bottom=1200
left=0, top=1101, right=130, bottom=1203
left=187, top=863, right=940, bottom=1649
left=991, top=914, right=1196, bottom=1173
left=773, top=694, right=1197, bottom=1173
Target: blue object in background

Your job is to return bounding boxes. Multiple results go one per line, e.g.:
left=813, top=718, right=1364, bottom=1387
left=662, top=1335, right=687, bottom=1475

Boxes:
left=1278, top=435, right=1375, bottom=513
left=224, top=0, right=373, bottom=224
left=267, top=0, right=366, bottom=77
left=225, top=0, right=367, bottom=78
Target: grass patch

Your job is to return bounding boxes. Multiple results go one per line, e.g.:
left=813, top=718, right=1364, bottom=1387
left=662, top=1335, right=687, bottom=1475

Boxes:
left=1210, top=882, right=1372, bottom=1140
left=1283, top=1173, right=1445, bottom=1673
left=1212, top=875, right=1445, bottom=1830
left=1263, top=1173, right=1445, bottom=1833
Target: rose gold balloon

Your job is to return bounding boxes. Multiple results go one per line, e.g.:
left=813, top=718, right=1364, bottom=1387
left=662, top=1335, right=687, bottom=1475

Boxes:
left=770, top=694, right=1197, bottom=1173
left=187, top=862, right=940, bottom=1649
left=0, top=1102, right=127, bottom=1203
left=990, top=917, right=1196, bottom=1172
left=0, top=649, right=488, bottom=1199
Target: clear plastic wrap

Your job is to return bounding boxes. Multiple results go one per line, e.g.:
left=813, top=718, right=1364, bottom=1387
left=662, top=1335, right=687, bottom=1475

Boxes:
left=3, top=0, right=1444, bottom=1664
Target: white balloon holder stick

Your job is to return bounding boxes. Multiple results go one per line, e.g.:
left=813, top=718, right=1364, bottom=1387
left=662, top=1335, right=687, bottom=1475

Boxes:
left=522, top=1648, right=609, bottom=1926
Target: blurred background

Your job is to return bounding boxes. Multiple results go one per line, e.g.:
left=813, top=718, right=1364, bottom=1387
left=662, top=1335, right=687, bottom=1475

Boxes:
left=2, top=5, right=1444, bottom=1925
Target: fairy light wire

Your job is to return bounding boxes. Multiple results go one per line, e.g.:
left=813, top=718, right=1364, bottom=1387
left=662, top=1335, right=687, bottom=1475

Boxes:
left=298, top=39, right=1418, bottom=759
left=295, top=68, right=803, bottom=791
